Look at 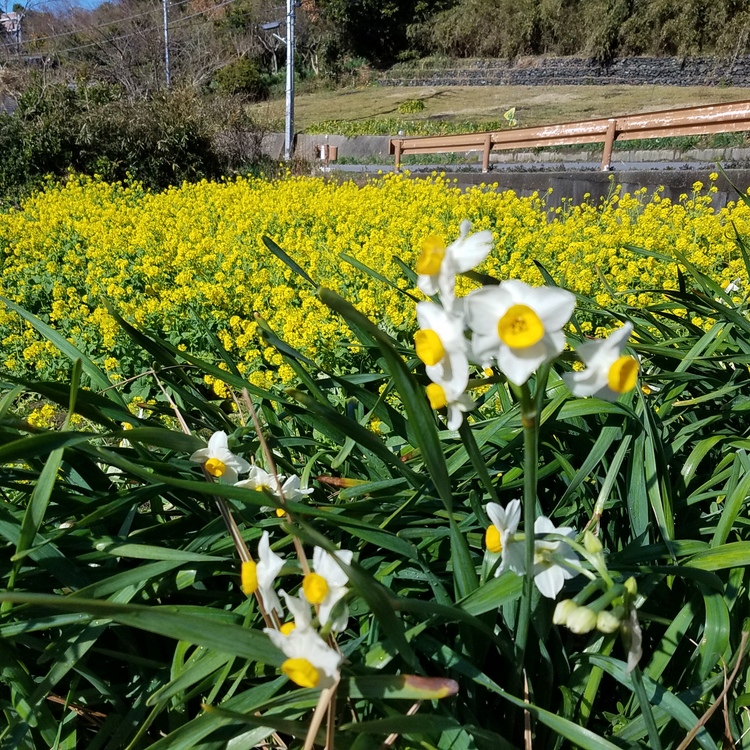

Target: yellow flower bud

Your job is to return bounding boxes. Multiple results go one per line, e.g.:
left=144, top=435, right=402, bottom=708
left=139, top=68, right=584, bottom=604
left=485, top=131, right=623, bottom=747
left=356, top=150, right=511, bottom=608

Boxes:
left=583, top=531, right=603, bottom=555
left=567, top=606, right=598, bottom=634
left=597, top=609, right=622, bottom=634
left=553, top=599, right=578, bottom=626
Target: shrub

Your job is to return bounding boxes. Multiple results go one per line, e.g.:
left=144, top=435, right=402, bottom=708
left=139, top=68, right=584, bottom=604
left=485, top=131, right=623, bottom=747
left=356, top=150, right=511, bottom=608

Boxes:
left=0, top=81, right=269, bottom=200
left=213, top=57, right=269, bottom=101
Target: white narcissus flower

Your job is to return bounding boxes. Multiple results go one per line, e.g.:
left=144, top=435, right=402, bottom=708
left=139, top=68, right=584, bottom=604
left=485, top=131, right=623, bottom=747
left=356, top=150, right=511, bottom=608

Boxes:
left=425, top=378, right=475, bottom=431
left=265, top=625, right=342, bottom=689
left=256, top=531, right=285, bottom=617
left=235, top=467, right=313, bottom=515
left=464, top=280, right=576, bottom=386
left=416, top=220, right=494, bottom=312
left=241, top=531, right=285, bottom=618
left=277, top=475, right=314, bottom=504
left=189, top=431, right=251, bottom=484
left=485, top=500, right=525, bottom=577
left=563, top=323, right=639, bottom=401
left=532, top=516, right=580, bottom=599
left=415, top=300, right=469, bottom=394
left=302, top=547, right=353, bottom=632
left=489, top=512, right=580, bottom=598
left=235, top=464, right=278, bottom=492
left=724, top=277, right=741, bottom=294
left=277, top=588, right=313, bottom=635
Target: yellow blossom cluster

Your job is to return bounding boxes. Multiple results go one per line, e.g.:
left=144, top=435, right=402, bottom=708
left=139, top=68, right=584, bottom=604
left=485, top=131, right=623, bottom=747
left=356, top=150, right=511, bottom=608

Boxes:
left=0, top=173, right=746, bottom=388
left=26, top=402, right=57, bottom=428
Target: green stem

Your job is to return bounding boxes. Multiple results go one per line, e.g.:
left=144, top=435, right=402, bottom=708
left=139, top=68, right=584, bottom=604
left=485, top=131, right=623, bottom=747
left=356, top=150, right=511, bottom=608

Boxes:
left=572, top=578, right=607, bottom=606
left=631, top=664, right=663, bottom=750
left=511, top=381, right=539, bottom=679
left=586, top=583, right=625, bottom=613
left=459, top=419, right=500, bottom=504
left=562, top=537, right=615, bottom=587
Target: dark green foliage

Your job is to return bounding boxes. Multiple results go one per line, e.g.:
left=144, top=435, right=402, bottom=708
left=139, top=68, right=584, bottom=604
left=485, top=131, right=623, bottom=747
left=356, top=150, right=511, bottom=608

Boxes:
left=582, top=0, right=634, bottom=63
left=317, top=0, right=456, bottom=67
left=419, top=0, right=750, bottom=61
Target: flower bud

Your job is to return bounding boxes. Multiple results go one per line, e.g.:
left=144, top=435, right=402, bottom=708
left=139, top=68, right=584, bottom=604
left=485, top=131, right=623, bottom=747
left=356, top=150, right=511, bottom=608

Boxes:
left=624, top=577, right=638, bottom=597
left=567, top=605, right=598, bottom=634
left=596, top=609, right=622, bottom=634
left=553, top=599, right=578, bottom=626
left=583, top=531, right=603, bottom=555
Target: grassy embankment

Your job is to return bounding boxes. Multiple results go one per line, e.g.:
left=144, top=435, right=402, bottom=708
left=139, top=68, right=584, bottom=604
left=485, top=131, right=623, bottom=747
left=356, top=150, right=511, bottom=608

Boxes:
left=252, top=83, right=750, bottom=164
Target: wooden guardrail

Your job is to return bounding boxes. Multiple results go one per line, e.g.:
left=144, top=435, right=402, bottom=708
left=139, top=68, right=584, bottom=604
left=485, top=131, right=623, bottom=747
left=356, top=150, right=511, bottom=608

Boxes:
left=390, top=99, right=750, bottom=172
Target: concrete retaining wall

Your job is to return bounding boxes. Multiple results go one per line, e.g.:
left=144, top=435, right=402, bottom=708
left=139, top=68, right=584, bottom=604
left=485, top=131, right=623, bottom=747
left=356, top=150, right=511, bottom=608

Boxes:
left=452, top=170, right=747, bottom=208
left=334, top=169, right=750, bottom=211
left=490, top=146, right=750, bottom=165
left=261, top=133, right=393, bottom=161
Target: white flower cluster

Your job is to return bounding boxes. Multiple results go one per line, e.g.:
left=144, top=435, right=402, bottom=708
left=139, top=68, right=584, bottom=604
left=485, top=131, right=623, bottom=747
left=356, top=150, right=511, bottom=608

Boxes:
left=189, top=432, right=313, bottom=509
left=241, top=530, right=353, bottom=690
left=189, top=432, right=352, bottom=689
left=416, top=222, right=642, bottom=602
left=414, top=221, right=640, bottom=428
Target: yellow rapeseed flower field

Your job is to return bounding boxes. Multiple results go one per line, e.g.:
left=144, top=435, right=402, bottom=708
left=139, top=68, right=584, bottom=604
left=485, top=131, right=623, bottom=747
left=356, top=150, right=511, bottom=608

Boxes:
left=0, top=172, right=747, bottom=392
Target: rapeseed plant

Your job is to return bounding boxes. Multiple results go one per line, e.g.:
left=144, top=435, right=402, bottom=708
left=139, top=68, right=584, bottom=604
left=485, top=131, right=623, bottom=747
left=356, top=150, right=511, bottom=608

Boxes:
left=1, top=173, right=746, bottom=395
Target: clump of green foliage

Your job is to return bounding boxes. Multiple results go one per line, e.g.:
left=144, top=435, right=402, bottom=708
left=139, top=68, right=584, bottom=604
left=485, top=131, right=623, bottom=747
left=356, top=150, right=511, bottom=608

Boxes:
left=213, top=57, right=270, bottom=101
left=397, top=98, right=426, bottom=114
left=413, top=0, right=750, bottom=63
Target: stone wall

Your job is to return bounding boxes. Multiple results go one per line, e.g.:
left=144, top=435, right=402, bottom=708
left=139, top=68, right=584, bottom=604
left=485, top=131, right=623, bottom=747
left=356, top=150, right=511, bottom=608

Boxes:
left=379, top=56, right=750, bottom=87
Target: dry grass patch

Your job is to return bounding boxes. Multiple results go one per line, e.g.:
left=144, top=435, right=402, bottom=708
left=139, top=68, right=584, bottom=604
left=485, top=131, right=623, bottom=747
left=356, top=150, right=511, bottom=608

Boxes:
left=252, top=84, right=750, bottom=131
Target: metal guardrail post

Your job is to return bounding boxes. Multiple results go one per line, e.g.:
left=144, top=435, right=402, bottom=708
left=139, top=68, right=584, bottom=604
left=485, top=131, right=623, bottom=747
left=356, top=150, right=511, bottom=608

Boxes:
left=601, top=119, right=617, bottom=171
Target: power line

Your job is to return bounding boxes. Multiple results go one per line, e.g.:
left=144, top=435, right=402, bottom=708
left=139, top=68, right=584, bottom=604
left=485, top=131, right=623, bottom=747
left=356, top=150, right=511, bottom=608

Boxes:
left=43, top=0, right=246, bottom=56
left=21, top=0, right=193, bottom=46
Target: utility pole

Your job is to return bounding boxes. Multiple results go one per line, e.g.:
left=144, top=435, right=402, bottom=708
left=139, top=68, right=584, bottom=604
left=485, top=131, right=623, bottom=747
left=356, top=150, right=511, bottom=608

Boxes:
left=284, top=0, right=295, bottom=161
left=162, top=0, right=171, bottom=88
left=261, top=4, right=295, bottom=158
